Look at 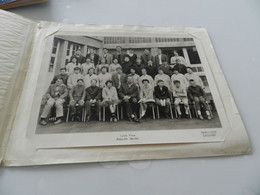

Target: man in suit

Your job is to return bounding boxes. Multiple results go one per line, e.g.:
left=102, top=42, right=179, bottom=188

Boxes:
left=173, top=59, right=187, bottom=75
left=125, top=48, right=137, bottom=65
left=40, top=78, right=68, bottom=125
left=111, top=67, right=127, bottom=90
left=99, top=48, right=113, bottom=65
left=85, top=79, right=101, bottom=121
left=118, top=76, right=139, bottom=122
left=154, top=48, right=168, bottom=68
left=141, top=48, right=154, bottom=65
left=113, top=46, right=124, bottom=65
left=86, top=48, right=99, bottom=67
left=154, top=80, right=171, bottom=118
left=51, top=68, right=69, bottom=85
left=70, top=49, right=85, bottom=64
left=132, top=58, right=145, bottom=76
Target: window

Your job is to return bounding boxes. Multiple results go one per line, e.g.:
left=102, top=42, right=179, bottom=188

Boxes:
left=187, top=47, right=201, bottom=64
left=200, top=76, right=209, bottom=86
left=52, top=38, right=59, bottom=54
left=49, top=57, right=55, bottom=72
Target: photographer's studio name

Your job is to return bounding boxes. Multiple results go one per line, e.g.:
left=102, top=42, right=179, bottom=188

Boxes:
left=116, top=134, right=139, bottom=141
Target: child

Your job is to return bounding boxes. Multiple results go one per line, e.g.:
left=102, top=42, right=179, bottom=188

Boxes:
left=109, top=58, right=122, bottom=74
left=98, top=66, right=112, bottom=88
left=66, top=57, right=82, bottom=75
left=96, top=58, right=109, bottom=75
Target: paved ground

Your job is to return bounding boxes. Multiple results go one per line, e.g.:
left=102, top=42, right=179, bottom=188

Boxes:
left=36, top=111, right=221, bottom=134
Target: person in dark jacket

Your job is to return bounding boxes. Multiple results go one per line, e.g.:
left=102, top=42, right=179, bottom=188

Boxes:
left=70, top=49, right=85, bottom=64
left=145, top=59, right=157, bottom=79
left=86, top=48, right=99, bottom=67
left=51, top=68, right=69, bottom=85
left=132, top=58, right=145, bottom=76
left=173, top=59, right=187, bottom=75
left=154, top=48, right=168, bottom=68
left=158, top=62, right=173, bottom=77
left=125, top=48, right=137, bottom=65
left=154, top=80, right=171, bottom=118
left=118, top=76, right=139, bottom=122
left=141, top=48, right=154, bottom=65
left=187, top=79, right=212, bottom=120
left=113, top=46, right=124, bottom=65
left=121, top=56, right=132, bottom=75
left=85, top=79, right=101, bottom=121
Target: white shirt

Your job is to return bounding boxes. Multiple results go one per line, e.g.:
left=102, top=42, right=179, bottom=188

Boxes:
left=81, top=63, right=95, bottom=76
left=66, top=63, right=82, bottom=75
left=185, top=72, right=204, bottom=88
left=171, top=73, right=189, bottom=88
left=170, top=56, right=187, bottom=65
left=84, top=74, right=99, bottom=89
left=139, top=74, right=154, bottom=88
left=98, top=72, right=112, bottom=88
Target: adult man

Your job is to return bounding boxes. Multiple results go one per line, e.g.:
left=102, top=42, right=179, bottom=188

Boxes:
left=118, top=76, right=139, bottom=122
left=187, top=79, right=212, bottom=120
left=132, top=58, right=145, bottom=76
left=81, top=57, right=95, bottom=76
left=171, top=68, right=189, bottom=89
left=174, top=59, right=187, bottom=74
left=154, top=80, right=171, bottom=118
left=185, top=67, right=204, bottom=88
left=67, top=67, right=84, bottom=90
left=98, top=66, right=112, bottom=88
left=111, top=67, right=127, bottom=90
left=99, top=48, right=113, bottom=65
left=51, top=68, right=69, bottom=85
left=86, top=48, right=99, bottom=66
left=70, top=49, right=85, bottom=64
left=69, top=79, right=86, bottom=120
left=158, top=62, right=173, bottom=77
left=83, top=67, right=99, bottom=89
left=145, top=59, right=157, bottom=79
left=154, top=68, right=172, bottom=91
left=170, top=50, right=187, bottom=65
left=85, top=79, right=101, bottom=121
left=154, top=48, right=168, bottom=67
left=66, top=57, right=82, bottom=75
left=139, top=68, right=154, bottom=88
left=40, top=78, right=68, bottom=125
left=125, top=48, right=137, bottom=65
left=113, top=46, right=124, bottom=64
left=141, top=48, right=154, bottom=65
left=129, top=67, right=140, bottom=87
left=121, top=56, right=132, bottom=75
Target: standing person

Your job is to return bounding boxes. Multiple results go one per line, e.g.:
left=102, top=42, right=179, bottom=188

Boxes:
left=145, top=59, right=157, bottom=78
left=185, top=66, right=204, bottom=88
left=96, top=58, right=109, bottom=75
left=85, top=79, right=101, bottom=121
left=170, top=50, right=187, bottom=65
left=81, top=57, right=95, bottom=76
left=99, top=48, right=113, bottom=65
left=158, top=61, right=173, bottom=77
left=154, top=80, right=171, bottom=118
left=132, top=58, right=145, bottom=76
left=139, top=79, right=155, bottom=118
left=139, top=68, right=154, bottom=89
left=187, top=79, right=212, bottom=120
left=154, top=48, right=168, bottom=68
left=70, top=49, right=85, bottom=64
left=121, top=56, right=132, bottom=74
left=101, top=80, right=119, bottom=122
left=109, top=58, right=122, bottom=75
left=141, top=48, right=154, bottom=65
left=86, top=48, right=99, bottom=66
left=118, top=76, right=139, bottom=122
left=51, top=68, right=69, bottom=85
left=171, top=68, right=189, bottom=89
left=66, top=57, right=82, bottom=75
left=67, top=67, right=84, bottom=90
left=154, top=68, right=172, bottom=91
left=172, top=80, right=189, bottom=118
left=125, top=48, right=137, bottom=65
left=113, top=46, right=124, bottom=65
left=129, top=67, right=140, bottom=87
left=98, top=66, right=112, bottom=88
left=83, top=67, right=99, bottom=89
left=174, top=59, right=187, bottom=74
left=69, top=79, right=86, bottom=120
left=40, top=78, right=68, bottom=125
left=111, top=67, right=127, bottom=90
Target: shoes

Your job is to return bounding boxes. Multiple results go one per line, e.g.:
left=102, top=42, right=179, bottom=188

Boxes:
left=133, top=118, right=140, bottom=123
left=86, top=116, right=90, bottom=122
left=199, top=115, right=204, bottom=120
left=165, top=113, right=171, bottom=119
left=207, top=115, right=212, bottom=120
left=128, top=117, right=133, bottom=122
left=110, top=117, right=113, bottom=122
left=113, top=117, right=118, bottom=123
left=40, top=119, right=47, bottom=125
left=54, top=119, right=62, bottom=124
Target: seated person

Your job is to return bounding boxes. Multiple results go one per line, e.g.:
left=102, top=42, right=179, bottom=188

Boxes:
left=98, top=66, right=112, bottom=88
left=145, top=59, right=157, bottom=79
left=101, top=80, right=119, bottom=122
left=66, top=57, right=82, bottom=75
left=67, top=67, right=84, bottom=90
left=154, top=80, right=171, bottom=118
left=154, top=68, right=172, bottom=91
left=83, top=67, right=99, bottom=89
left=173, top=59, right=187, bottom=75
left=132, top=58, right=145, bottom=76
left=85, top=79, right=101, bottom=122
left=139, top=68, right=154, bottom=89
left=51, top=67, right=69, bottom=85
left=138, top=79, right=155, bottom=118
left=129, top=67, right=140, bottom=88
left=69, top=79, right=86, bottom=120
left=185, top=66, right=204, bottom=88
left=187, top=79, right=212, bottom=120
left=109, top=58, right=122, bottom=74
left=82, top=57, right=95, bottom=76
left=111, top=67, right=127, bottom=90
left=118, top=76, right=139, bottom=122
left=121, top=56, right=132, bottom=74
left=40, top=78, right=68, bottom=125
left=96, top=58, right=109, bottom=75
left=171, top=68, right=188, bottom=89
left=158, top=61, right=173, bottom=77
left=172, top=80, right=189, bottom=118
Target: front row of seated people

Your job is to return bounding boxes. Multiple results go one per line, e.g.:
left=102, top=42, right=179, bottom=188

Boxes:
left=40, top=67, right=212, bottom=125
